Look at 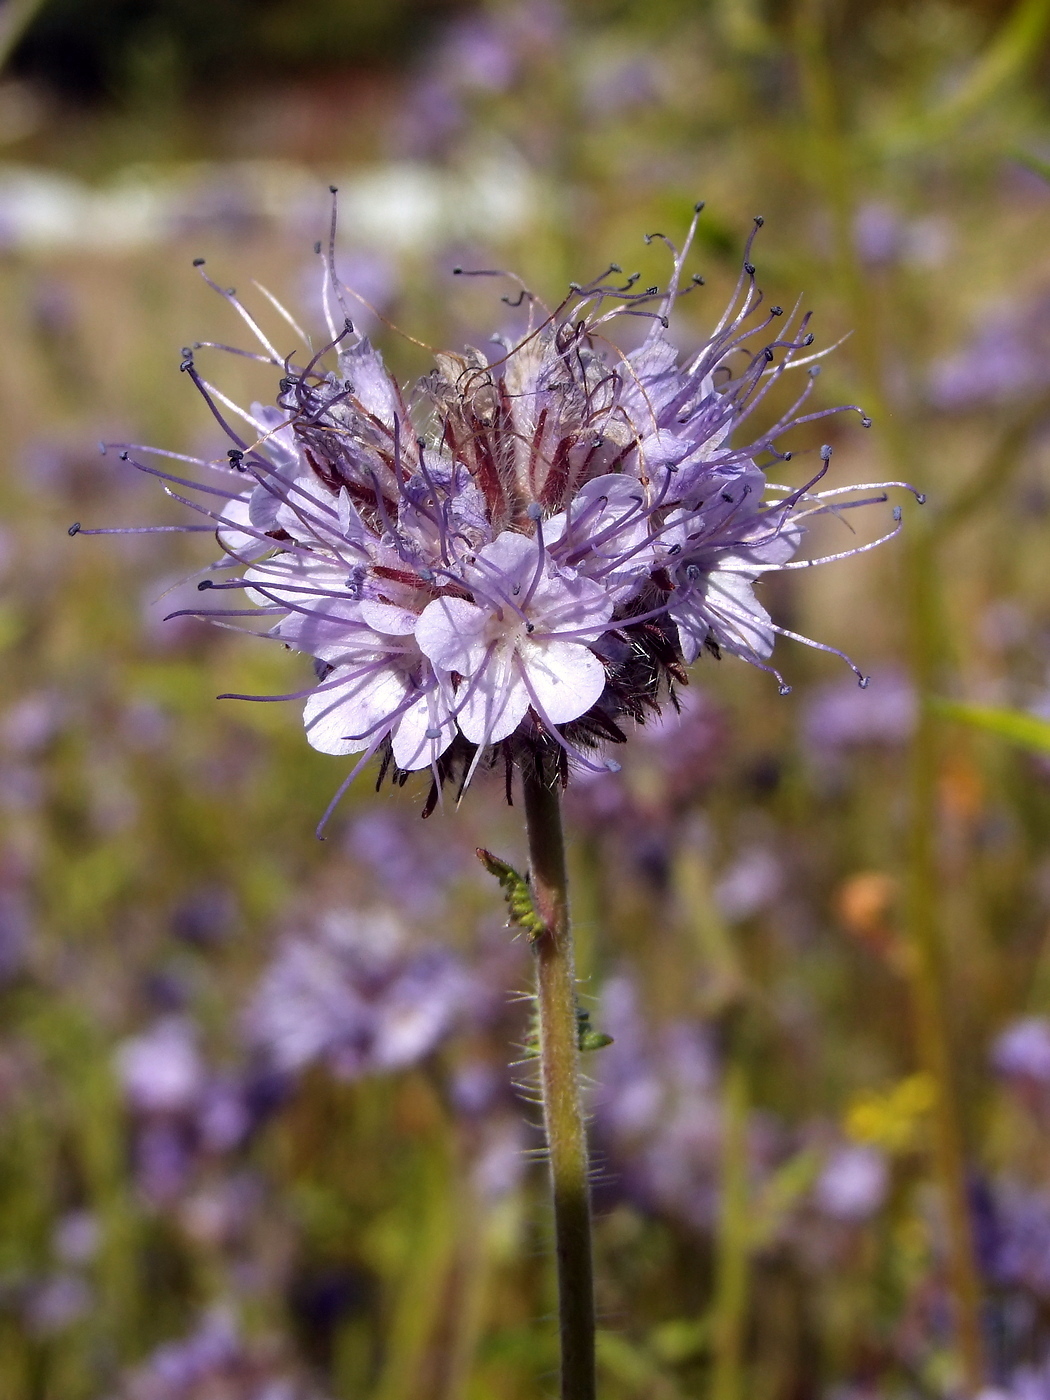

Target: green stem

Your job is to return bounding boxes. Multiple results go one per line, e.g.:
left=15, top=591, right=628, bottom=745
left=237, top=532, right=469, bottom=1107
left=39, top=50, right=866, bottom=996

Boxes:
left=710, top=1025, right=750, bottom=1400
left=523, top=758, right=596, bottom=1400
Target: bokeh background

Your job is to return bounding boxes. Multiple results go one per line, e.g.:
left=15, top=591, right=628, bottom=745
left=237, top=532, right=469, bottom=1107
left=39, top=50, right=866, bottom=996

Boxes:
left=0, top=0, right=1048, bottom=1396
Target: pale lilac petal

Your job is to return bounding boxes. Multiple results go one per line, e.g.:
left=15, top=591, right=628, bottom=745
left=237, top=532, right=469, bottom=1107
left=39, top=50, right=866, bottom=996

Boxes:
left=304, top=667, right=409, bottom=755
left=455, top=650, right=530, bottom=745
left=415, top=597, right=490, bottom=673
left=521, top=640, right=607, bottom=724
left=391, top=684, right=457, bottom=770
left=359, top=601, right=419, bottom=635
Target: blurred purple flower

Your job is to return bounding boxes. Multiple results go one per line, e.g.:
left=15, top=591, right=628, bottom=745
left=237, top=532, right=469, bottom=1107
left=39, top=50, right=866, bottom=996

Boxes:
left=0, top=890, right=29, bottom=983
left=814, top=1144, right=888, bottom=1222
left=930, top=292, right=1050, bottom=410
left=0, top=691, right=64, bottom=755
left=116, top=1017, right=205, bottom=1115
left=715, top=845, right=782, bottom=923
left=120, top=1308, right=313, bottom=1400
left=990, top=1184, right=1050, bottom=1297
left=244, top=909, right=476, bottom=1080
left=345, top=808, right=459, bottom=913
left=992, top=1017, right=1050, bottom=1086
left=593, top=976, right=723, bottom=1229
left=802, top=669, right=916, bottom=756
left=52, top=1210, right=101, bottom=1266
left=134, top=1119, right=196, bottom=1204
left=24, top=1272, right=91, bottom=1335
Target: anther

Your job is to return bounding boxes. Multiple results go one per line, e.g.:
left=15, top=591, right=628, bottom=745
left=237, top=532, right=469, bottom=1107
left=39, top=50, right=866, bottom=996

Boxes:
left=67, top=521, right=81, bottom=536
left=98, top=442, right=106, bottom=455
left=744, top=261, right=756, bottom=275
left=754, top=215, right=764, bottom=226
left=526, top=623, right=535, bottom=634
left=820, top=444, right=832, bottom=461
left=778, top=684, right=793, bottom=696
left=861, top=416, right=872, bottom=427
left=646, top=285, right=658, bottom=295
left=329, top=184, right=338, bottom=194
left=763, top=346, right=775, bottom=362
left=120, top=451, right=129, bottom=461
left=198, top=579, right=215, bottom=591
left=192, top=257, right=205, bottom=267
left=610, top=263, right=622, bottom=273
left=416, top=437, right=427, bottom=449
left=858, top=675, right=870, bottom=689
left=694, top=200, right=705, bottom=213
left=314, top=241, right=322, bottom=254
left=605, top=759, right=622, bottom=772
left=526, top=502, right=543, bottom=521
left=424, top=728, right=443, bottom=740
left=783, top=452, right=793, bottom=461
left=179, top=357, right=193, bottom=372
left=721, top=491, right=734, bottom=502
left=452, top=266, right=463, bottom=274
left=808, top=365, right=821, bottom=378
left=660, top=316, right=669, bottom=327
left=916, top=493, right=927, bottom=505
left=770, top=305, right=783, bottom=316
left=692, top=274, right=705, bottom=285
left=803, top=333, right=815, bottom=346
left=227, top=449, right=244, bottom=463
left=893, top=506, right=902, bottom=522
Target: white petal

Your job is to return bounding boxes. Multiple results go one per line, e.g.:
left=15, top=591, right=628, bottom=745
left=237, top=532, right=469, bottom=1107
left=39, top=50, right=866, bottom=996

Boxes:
left=391, top=684, right=457, bottom=771
left=359, top=600, right=419, bottom=635
left=303, top=667, right=409, bottom=755
left=521, top=640, right=606, bottom=724
left=415, top=596, right=490, bottom=673
left=455, top=649, right=529, bottom=746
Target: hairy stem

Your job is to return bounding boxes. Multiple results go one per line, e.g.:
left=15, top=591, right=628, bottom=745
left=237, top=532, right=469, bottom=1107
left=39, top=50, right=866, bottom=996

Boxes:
left=523, top=758, right=596, bottom=1400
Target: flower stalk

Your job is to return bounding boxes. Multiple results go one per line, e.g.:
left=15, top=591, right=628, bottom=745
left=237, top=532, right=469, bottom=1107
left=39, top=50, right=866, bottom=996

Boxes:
left=523, top=756, right=596, bottom=1400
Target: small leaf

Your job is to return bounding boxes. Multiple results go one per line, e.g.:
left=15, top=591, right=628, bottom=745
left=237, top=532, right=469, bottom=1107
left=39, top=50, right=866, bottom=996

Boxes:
left=476, top=848, right=547, bottom=941
left=931, top=698, right=1050, bottom=755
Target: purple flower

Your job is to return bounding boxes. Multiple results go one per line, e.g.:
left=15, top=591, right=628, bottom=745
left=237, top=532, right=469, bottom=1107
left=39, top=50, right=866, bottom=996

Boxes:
left=119, top=1308, right=314, bottom=1400
left=116, top=1017, right=205, bottom=1116
left=244, top=909, right=474, bottom=1080
left=86, top=208, right=915, bottom=819
left=930, top=291, right=1050, bottom=410
left=992, top=1017, right=1050, bottom=1085
left=802, top=668, right=916, bottom=756
left=813, top=1144, right=889, bottom=1222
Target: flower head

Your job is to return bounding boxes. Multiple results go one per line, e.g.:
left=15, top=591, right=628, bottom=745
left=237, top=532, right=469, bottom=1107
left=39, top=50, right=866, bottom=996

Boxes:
left=79, top=202, right=919, bottom=823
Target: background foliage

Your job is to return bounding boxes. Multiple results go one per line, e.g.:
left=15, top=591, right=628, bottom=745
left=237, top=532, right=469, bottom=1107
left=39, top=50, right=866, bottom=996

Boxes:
left=0, top=0, right=1048, bottom=1396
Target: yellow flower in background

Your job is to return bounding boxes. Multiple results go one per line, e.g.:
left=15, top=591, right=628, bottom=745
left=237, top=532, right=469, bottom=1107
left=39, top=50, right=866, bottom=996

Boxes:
left=844, top=1073, right=937, bottom=1154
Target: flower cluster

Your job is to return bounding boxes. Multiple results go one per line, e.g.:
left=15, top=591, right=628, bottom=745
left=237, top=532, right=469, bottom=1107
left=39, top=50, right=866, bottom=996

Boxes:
left=78, top=203, right=917, bottom=820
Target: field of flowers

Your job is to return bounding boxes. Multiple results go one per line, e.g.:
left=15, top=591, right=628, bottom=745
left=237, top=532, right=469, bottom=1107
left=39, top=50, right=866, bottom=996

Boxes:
left=0, top=1, right=1049, bottom=1396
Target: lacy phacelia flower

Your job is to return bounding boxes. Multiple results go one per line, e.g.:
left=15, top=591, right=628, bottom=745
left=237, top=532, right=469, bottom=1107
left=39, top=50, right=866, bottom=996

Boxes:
left=77, top=203, right=920, bottom=820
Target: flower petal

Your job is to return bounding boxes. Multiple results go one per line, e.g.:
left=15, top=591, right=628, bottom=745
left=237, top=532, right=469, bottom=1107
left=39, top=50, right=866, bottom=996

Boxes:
left=303, top=666, right=409, bottom=755
left=415, top=596, right=490, bottom=674
left=520, top=639, right=607, bottom=725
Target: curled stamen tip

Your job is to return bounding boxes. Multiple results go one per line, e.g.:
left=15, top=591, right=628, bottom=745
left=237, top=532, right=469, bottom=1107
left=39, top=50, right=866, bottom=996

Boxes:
left=67, top=521, right=81, bottom=536
left=778, top=684, right=793, bottom=696
left=526, top=502, right=543, bottom=521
